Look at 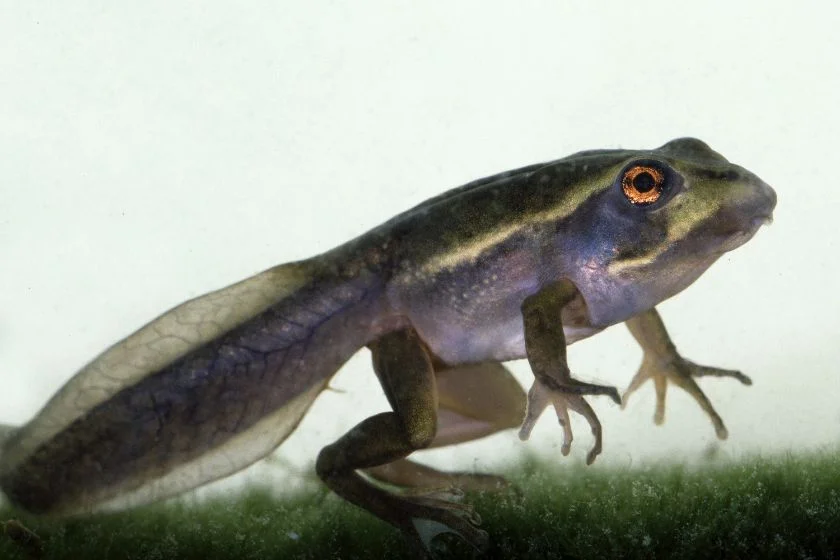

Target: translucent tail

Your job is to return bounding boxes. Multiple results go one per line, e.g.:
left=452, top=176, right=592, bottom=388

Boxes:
left=1, top=259, right=380, bottom=515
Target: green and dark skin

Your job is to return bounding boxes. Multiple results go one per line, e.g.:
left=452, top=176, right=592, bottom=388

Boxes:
left=0, top=138, right=776, bottom=555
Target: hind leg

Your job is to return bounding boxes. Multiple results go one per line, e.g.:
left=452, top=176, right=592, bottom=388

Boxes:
left=365, top=361, right=525, bottom=492
left=316, top=327, right=487, bottom=552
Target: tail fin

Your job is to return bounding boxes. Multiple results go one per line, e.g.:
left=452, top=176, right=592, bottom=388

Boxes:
left=1, top=259, right=378, bottom=515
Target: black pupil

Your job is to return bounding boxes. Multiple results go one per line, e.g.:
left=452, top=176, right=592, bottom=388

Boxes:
left=633, top=171, right=656, bottom=192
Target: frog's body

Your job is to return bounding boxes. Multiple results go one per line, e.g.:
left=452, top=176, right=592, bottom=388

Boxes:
left=0, top=138, right=775, bottom=553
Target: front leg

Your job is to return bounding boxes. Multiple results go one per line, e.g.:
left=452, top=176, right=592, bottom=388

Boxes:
left=518, top=279, right=621, bottom=465
left=621, top=308, right=752, bottom=439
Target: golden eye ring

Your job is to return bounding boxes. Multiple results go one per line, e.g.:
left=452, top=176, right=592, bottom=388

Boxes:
left=621, top=165, right=665, bottom=205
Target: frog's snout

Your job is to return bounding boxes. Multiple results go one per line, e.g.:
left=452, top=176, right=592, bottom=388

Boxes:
left=739, top=175, right=776, bottom=228
left=756, top=179, right=777, bottom=221
left=714, top=174, right=776, bottom=252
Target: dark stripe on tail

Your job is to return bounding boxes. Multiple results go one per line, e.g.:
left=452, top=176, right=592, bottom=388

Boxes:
left=1, top=273, right=380, bottom=514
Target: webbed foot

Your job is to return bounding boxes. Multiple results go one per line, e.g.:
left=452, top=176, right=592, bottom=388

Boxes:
left=621, top=354, right=751, bottom=439
left=397, top=489, right=489, bottom=557
left=519, top=376, right=620, bottom=464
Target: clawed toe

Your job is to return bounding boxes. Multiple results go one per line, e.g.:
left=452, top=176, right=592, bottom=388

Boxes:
left=689, top=360, right=752, bottom=386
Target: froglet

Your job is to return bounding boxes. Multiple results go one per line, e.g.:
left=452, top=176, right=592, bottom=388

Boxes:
left=0, top=138, right=776, bottom=553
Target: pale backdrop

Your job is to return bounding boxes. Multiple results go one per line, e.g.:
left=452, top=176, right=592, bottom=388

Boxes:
left=1, top=2, right=837, bottom=499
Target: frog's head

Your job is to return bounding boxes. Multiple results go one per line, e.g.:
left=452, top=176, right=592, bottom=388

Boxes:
left=561, top=137, right=776, bottom=327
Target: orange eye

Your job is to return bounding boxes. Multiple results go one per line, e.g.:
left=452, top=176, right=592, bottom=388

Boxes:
left=621, top=165, right=665, bottom=205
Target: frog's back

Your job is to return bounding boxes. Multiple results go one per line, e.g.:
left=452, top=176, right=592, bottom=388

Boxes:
left=382, top=147, right=638, bottom=226
left=351, top=149, right=634, bottom=277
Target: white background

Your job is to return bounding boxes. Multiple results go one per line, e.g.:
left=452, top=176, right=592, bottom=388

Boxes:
left=1, top=2, right=838, bottom=498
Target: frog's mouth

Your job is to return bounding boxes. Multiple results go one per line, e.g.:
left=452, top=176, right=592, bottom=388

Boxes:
left=715, top=213, right=773, bottom=253
left=707, top=173, right=776, bottom=254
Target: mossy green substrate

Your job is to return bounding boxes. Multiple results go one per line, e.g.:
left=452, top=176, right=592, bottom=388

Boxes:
left=2, top=451, right=838, bottom=559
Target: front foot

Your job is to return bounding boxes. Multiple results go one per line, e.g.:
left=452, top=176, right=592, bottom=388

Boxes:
left=621, top=353, right=751, bottom=439
left=519, top=376, right=620, bottom=465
